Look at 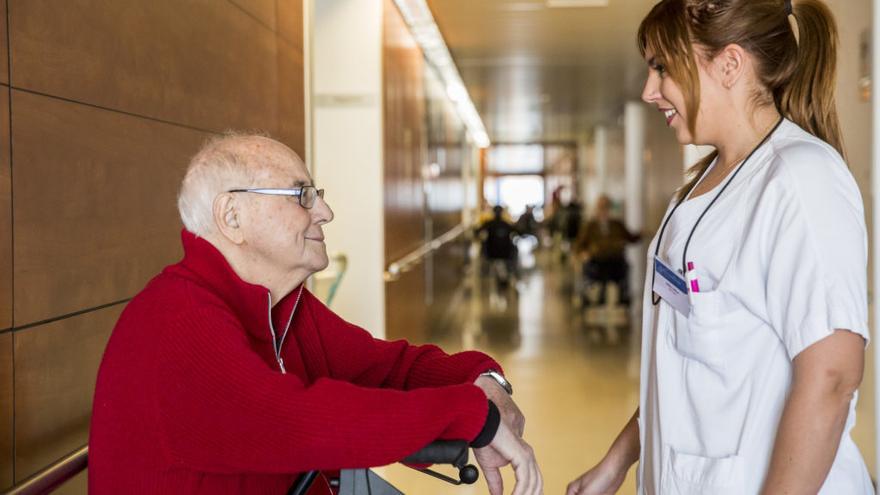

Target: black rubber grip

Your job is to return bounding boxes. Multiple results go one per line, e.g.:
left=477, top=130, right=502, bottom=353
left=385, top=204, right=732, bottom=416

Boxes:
left=402, top=440, right=469, bottom=467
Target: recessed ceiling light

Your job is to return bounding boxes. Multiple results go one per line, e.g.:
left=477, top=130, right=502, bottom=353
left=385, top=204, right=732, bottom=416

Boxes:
left=546, top=0, right=609, bottom=7
left=393, top=0, right=491, bottom=148
left=501, top=2, right=544, bottom=11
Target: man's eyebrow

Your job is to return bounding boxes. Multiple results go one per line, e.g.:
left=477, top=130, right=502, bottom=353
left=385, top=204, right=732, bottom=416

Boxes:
left=291, top=179, right=313, bottom=187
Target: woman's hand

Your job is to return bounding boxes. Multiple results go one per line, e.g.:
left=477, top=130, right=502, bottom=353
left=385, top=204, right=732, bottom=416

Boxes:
left=565, top=458, right=628, bottom=495
left=567, top=409, right=639, bottom=495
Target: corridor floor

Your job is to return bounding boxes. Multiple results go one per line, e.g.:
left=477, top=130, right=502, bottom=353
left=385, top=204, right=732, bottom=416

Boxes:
left=377, top=250, right=876, bottom=494
left=378, top=252, right=640, bottom=494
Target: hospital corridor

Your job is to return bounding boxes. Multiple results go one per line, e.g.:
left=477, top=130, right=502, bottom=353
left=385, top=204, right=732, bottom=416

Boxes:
left=1, top=0, right=879, bottom=494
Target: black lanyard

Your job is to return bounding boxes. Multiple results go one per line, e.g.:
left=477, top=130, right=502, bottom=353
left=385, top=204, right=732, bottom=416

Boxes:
left=651, top=117, right=783, bottom=306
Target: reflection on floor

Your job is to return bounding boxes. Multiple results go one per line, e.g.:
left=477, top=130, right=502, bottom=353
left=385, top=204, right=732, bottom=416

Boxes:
left=377, top=249, right=876, bottom=494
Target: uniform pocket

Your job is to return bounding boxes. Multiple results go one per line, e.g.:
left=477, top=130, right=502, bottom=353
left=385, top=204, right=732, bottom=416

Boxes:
left=674, top=290, right=749, bottom=371
left=661, top=449, right=744, bottom=495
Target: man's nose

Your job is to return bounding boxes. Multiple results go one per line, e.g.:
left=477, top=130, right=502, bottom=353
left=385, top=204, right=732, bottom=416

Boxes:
left=312, top=196, right=334, bottom=225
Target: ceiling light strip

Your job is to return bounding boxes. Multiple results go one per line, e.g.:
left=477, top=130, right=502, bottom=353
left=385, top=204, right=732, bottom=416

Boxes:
left=392, top=0, right=491, bottom=148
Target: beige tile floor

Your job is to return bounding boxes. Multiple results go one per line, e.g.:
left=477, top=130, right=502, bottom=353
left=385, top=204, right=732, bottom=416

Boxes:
left=377, top=251, right=877, bottom=494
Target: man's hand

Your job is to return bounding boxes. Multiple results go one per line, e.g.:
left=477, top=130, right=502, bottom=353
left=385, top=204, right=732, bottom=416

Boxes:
left=475, top=375, right=525, bottom=436
left=473, top=420, right=543, bottom=495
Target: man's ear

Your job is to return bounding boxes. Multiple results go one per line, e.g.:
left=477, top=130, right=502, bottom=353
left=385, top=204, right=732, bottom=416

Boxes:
left=213, top=193, right=245, bottom=244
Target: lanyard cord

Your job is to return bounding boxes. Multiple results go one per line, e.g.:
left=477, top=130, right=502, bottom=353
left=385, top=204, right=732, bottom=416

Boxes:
left=651, top=117, right=783, bottom=305
left=650, top=191, right=690, bottom=305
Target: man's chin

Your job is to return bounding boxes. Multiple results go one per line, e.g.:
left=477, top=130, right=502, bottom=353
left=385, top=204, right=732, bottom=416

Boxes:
left=315, top=257, right=330, bottom=272
left=311, top=249, right=330, bottom=272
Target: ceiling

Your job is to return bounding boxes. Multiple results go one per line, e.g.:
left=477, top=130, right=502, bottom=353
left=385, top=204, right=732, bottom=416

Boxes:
left=425, top=0, right=660, bottom=144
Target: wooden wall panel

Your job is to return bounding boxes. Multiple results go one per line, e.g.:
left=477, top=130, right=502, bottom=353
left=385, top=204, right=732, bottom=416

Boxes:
left=2, top=1, right=306, bottom=490
left=229, top=0, right=277, bottom=30
left=12, top=91, right=208, bottom=326
left=9, top=0, right=280, bottom=134
left=385, top=266, right=427, bottom=343
left=0, top=88, right=9, bottom=330
left=426, top=240, right=468, bottom=334
left=0, top=0, right=7, bottom=85
left=383, top=0, right=475, bottom=342
left=13, top=305, right=121, bottom=482
left=426, top=95, right=467, bottom=235
left=277, top=40, right=306, bottom=157
left=277, top=0, right=303, bottom=49
left=0, top=333, right=12, bottom=490
left=383, top=0, right=426, bottom=263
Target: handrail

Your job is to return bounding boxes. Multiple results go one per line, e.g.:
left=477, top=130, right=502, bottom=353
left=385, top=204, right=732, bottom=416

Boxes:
left=323, top=253, right=348, bottom=306
left=384, top=223, right=468, bottom=282
left=2, top=445, right=88, bottom=495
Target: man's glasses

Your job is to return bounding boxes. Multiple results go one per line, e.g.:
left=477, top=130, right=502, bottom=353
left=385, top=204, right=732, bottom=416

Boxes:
left=227, top=186, right=325, bottom=209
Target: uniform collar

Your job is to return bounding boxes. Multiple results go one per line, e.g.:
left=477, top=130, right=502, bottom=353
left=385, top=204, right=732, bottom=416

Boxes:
left=174, top=229, right=303, bottom=342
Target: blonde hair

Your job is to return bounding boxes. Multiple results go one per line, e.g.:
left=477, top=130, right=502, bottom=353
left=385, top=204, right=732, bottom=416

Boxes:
left=637, top=0, right=843, bottom=200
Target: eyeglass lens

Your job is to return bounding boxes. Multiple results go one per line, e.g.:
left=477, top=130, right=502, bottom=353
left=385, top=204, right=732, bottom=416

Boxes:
left=299, top=186, right=325, bottom=208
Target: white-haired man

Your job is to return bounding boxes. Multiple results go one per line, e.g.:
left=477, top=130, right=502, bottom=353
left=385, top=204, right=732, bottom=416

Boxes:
left=89, top=134, right=541, bottom=495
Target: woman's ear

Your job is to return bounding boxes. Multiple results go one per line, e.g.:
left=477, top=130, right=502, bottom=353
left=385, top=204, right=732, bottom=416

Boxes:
left=716, top=43, right=747, bottom=89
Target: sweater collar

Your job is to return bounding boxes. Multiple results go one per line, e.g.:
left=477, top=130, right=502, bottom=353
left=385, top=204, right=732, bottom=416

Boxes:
left=175, top=229, right=303, bottom=342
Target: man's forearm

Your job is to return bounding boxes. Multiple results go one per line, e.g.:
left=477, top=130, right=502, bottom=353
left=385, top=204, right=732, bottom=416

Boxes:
left=760, top=381, right=853, bottom=494
left=387, top=345, right=499, bottom=390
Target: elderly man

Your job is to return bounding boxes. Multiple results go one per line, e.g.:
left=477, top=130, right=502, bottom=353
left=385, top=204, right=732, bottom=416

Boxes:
left=89, top=134, right=541, bottom=494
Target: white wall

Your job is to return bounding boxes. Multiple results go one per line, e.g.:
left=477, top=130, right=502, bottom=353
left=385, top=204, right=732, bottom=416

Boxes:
left=311, top=0, right=386, bottom=336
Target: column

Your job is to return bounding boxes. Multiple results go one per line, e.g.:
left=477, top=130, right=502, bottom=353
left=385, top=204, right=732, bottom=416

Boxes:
left=624, top=102, right=646, bottom=361
left=311, top=0, right=386, bottom=336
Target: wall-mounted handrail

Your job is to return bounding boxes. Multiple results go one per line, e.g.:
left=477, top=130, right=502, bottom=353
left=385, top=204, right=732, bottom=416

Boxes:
left=311, top=252, right=348, bottom=306
left=2, top=445, right=88, bottom=495
left=384, top=223, right=468, bottom=282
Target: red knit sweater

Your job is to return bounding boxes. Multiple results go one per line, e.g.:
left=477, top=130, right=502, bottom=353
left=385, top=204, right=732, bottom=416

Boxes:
left=89, top=230, right=500, bottom=494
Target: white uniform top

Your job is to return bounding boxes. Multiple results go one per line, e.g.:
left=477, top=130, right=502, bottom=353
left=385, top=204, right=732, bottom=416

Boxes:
left=638, top=119, right=874, bottom=494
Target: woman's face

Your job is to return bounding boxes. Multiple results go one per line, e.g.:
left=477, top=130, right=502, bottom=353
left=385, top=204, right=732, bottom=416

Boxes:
left=641, top=47, right=724, bottom=145
left=641, top=48, right=694, bottom=144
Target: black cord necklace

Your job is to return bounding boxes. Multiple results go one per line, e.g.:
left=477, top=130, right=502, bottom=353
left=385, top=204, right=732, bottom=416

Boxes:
left=650, top=117, right=784, bottom=306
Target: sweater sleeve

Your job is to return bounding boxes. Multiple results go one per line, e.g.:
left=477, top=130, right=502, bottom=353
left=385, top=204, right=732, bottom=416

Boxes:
left=156, top=307, right=490, bottom=474
left=300, top=291, right=503, bottom=390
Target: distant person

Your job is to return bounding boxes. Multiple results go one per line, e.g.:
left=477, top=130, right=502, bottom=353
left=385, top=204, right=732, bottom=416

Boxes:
left=514, top=205, right=540, bottom=239
left=562, top=200, right=583, bottom=244
left=90, top=134, right=542, bottom=495
left=546, top=186, right=565, bottom=237
left=573, top=195, right=640, bottom=306
left=478, top=205, right=520, bottom=281
left=478, top=199, right=512, bottom=225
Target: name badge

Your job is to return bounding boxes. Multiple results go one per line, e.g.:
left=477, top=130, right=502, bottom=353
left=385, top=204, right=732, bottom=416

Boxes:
left=653, top=256, right=691, bottom=316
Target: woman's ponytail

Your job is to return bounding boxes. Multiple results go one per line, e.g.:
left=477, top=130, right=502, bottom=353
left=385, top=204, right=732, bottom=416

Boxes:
left=778, top=0, right=845, bottom=157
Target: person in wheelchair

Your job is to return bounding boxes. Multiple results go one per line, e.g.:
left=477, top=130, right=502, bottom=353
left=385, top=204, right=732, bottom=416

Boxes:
left=89, top=134, right=542, bottom=495
left=574, top=195, right=640, bottom=307
left=477, top=205, right=520, bottom=286
left=514, top=205, right=540, bottom=240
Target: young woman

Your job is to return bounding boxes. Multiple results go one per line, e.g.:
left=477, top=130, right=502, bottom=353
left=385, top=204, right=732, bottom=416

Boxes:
left=567, top=1, right=873, bottom=493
